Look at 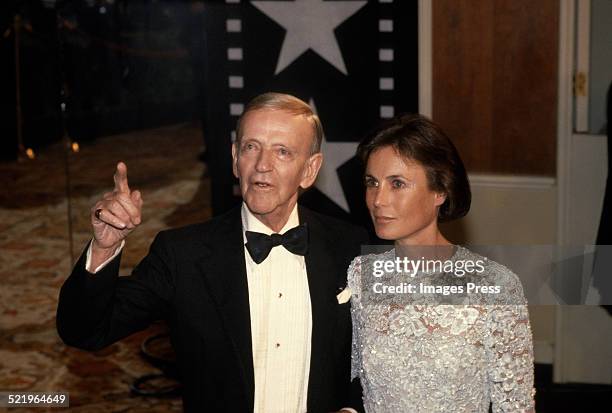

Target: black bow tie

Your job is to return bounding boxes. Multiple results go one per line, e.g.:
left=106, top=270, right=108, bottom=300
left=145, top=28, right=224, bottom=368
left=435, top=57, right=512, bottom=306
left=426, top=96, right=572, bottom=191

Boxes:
left=245, top=223, right=308, bottom=264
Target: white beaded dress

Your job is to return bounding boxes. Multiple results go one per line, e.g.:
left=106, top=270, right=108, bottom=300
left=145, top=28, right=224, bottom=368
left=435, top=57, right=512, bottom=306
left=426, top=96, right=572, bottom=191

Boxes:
left=348, top=246, right=536, bottom=413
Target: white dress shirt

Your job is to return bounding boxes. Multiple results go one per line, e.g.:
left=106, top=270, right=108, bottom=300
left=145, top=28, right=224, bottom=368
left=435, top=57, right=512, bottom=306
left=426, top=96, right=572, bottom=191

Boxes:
left=242, top=203, right=312, bottom=413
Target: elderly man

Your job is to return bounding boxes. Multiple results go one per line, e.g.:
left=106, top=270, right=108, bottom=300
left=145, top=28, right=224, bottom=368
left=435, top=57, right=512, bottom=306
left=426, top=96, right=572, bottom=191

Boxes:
left=57, top=93, right=367, bottom=413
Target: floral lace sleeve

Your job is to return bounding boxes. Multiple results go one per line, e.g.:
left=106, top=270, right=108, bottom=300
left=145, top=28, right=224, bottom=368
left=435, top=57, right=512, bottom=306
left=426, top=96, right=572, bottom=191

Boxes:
left=485, top=266, right=536, bottom=412
left=347, top=256, right=363, bottom=381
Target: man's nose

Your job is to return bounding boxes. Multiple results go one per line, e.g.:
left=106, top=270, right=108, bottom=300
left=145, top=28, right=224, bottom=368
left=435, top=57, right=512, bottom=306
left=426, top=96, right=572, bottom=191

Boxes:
left=255, top=149, right=273, bottom=172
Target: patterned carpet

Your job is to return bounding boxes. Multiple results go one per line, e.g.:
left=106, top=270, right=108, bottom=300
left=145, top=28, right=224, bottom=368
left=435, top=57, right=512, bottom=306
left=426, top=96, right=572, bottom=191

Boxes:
left=0, top=124, right=210, bottom=411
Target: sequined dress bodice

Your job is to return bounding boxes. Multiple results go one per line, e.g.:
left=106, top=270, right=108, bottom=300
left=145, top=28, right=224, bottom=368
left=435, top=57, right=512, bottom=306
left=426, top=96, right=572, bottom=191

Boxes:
left=348, top=247, right=535, bottom=413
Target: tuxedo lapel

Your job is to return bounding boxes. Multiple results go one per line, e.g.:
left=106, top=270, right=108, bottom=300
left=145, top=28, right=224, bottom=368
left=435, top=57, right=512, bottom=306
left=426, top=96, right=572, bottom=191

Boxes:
left=300, top=206, right=338, bottom=410
left=196, top=207, right=254, bottom=407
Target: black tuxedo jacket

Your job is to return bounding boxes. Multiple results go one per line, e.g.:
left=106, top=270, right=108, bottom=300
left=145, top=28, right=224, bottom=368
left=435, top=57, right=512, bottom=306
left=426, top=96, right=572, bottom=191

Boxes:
left=57, top=205, right=368, bottom=412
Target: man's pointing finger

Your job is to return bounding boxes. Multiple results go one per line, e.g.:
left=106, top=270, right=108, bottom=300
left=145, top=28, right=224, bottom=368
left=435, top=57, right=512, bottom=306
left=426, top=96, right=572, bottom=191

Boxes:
left=113, top=161, right=130, bottom=194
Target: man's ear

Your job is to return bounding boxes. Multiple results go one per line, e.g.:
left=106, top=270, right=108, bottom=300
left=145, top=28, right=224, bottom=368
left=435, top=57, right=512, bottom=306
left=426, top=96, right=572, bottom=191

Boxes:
left=299, top=152, right=323, bottom=189
left=231, top=143, right=239, bottom=178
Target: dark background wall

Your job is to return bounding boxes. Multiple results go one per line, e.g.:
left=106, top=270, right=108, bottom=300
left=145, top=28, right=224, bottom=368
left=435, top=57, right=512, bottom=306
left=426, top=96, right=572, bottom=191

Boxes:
left=1, top=0, right=199, bottom=160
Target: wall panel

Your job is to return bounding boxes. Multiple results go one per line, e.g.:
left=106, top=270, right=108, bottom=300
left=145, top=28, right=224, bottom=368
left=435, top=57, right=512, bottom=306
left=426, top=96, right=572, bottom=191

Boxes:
left=433, top=0, right=558, bottom=176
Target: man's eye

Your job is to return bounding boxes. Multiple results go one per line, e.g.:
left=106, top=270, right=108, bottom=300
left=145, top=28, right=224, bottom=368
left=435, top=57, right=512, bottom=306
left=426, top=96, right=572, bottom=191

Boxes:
left=243, top=143, right=256, bottom=151
left=278, top=148, right=290, bottom=156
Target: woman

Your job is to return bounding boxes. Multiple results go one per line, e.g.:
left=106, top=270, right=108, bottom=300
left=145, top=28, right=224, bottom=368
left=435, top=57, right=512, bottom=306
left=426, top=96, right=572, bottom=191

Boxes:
left=347, top=114, right=535, bottom=412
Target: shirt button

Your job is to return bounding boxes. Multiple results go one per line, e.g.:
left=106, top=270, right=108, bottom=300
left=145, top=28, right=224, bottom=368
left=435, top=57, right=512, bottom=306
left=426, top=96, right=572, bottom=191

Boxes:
left=278, top=292, right=283, bottom=298
left=276, top=343, right=280, bottom=348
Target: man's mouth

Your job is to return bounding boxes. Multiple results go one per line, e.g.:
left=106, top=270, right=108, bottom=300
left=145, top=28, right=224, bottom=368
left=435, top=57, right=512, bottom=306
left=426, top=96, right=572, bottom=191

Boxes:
left=253, top=181, right=273, bottom=189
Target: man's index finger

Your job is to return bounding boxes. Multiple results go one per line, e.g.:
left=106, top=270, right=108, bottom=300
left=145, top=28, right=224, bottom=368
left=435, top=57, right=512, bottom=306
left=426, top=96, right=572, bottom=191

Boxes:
left=113, top=161, right=130, bottom=193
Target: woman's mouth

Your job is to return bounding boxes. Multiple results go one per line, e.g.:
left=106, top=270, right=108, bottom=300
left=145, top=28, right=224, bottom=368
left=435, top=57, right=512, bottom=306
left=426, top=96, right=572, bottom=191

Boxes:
left=374, top=215, right=395, bottom=224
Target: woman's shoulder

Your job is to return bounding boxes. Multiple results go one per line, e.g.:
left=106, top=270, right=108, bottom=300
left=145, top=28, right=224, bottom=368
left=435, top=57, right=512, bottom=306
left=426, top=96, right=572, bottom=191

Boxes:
left=348, top=249, right=394, bottom=274
left=347, top=249, right=394, bottom=293
left=457, top=246, right=527, bottom=304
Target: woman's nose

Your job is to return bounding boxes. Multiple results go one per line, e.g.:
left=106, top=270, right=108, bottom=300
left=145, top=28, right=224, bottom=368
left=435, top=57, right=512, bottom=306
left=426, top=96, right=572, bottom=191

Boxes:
left=373, top=185, right=389, bottom=207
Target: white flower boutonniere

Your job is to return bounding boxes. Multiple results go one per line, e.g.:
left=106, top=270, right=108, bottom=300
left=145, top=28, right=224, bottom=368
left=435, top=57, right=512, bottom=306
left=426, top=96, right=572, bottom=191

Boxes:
left=336, top=287, right=352, bottom=304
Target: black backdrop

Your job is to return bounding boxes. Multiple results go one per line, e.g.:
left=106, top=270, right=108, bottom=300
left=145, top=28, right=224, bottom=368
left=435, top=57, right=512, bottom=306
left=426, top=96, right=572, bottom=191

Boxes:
left=202, top=0, right=418, bottom=222
left=1, top=0, right=200, bottom=160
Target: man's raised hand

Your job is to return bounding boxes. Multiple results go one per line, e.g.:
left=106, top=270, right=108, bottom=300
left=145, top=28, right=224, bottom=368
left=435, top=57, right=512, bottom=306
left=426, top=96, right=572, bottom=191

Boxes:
left=91, top=162, right=143, bottom=257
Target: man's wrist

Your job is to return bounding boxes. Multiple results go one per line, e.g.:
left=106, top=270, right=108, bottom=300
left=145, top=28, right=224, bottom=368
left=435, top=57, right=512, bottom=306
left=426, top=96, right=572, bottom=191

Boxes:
left=91, top=240, right=120, bottom=259
left=87, top=239, right=124, bottom=273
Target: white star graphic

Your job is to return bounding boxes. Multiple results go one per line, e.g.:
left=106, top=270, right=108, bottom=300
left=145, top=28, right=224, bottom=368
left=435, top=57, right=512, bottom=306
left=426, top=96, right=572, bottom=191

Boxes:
left=251, top=0, right=367, bottom=75
left=310, top=99, right=358, bottom=212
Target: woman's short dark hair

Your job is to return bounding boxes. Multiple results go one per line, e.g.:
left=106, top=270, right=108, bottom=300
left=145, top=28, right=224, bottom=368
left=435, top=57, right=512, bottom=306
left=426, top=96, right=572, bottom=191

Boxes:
left=357, top=113, right=471, bottom=222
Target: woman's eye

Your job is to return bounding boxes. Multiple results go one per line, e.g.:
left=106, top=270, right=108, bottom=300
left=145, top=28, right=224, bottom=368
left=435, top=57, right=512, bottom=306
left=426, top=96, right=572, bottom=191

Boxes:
left=364, top=178, right=378, bottom=187
left=392, top=179, right=406, bottom=189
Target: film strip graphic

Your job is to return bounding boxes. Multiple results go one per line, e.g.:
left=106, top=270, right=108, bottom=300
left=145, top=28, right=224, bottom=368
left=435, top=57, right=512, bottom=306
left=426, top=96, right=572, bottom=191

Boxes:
left=216, top=0, right=415, bottom=211
left=378, top=0, right=396, bottom=119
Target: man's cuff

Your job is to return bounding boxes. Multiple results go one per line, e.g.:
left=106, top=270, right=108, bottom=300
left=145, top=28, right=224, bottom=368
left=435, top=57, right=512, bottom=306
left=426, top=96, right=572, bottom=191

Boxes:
left=85, top=239, right=125, bottom=273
